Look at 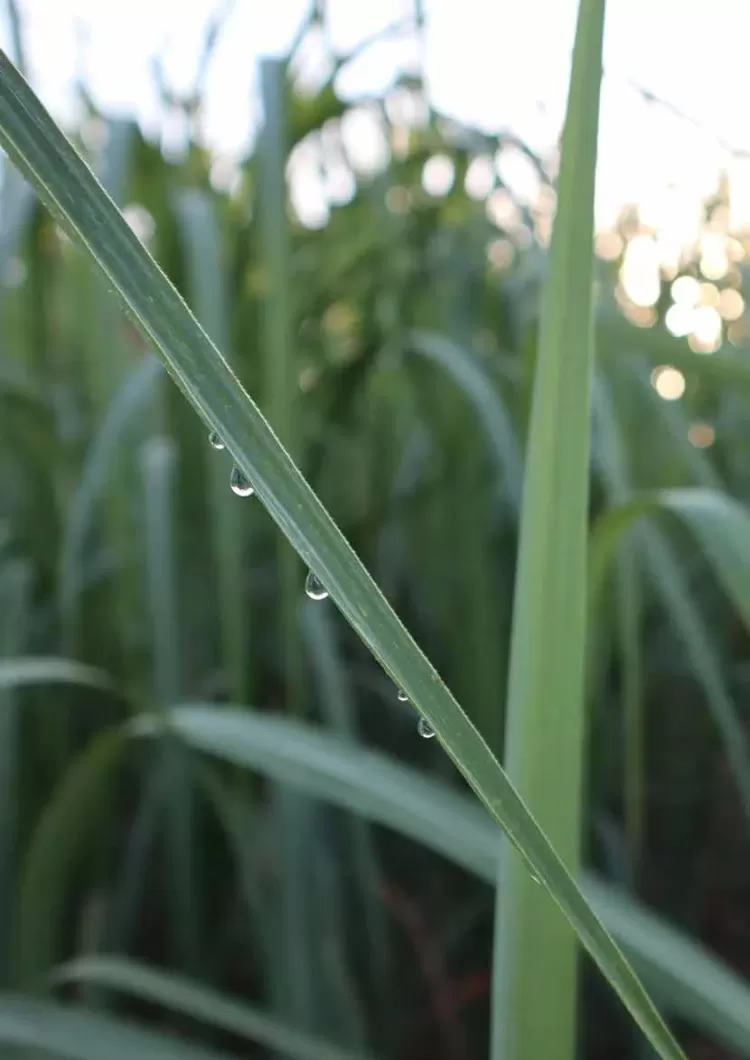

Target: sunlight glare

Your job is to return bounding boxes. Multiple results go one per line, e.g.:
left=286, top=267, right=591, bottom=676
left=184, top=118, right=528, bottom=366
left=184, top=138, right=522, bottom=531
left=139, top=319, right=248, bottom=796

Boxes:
left=688, top=423, right=716, bottom=448
left=651, top=365, right=686, bottom=401
left=620, top=234, right=660, bottom=307
left=665, top=303, right=694, bottom=337
left=422, top=154, right=455, bottom=197
left=690, top=305, right=723, bottom=352
left=671, top=275, right=700, bottom=306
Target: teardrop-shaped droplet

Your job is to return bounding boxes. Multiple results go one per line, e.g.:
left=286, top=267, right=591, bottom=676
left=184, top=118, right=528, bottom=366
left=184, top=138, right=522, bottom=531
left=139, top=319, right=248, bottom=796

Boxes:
left=230, top=465, right=254, bottom=497
left=305, top=570, right=328, bottom=601
left=208, top=430, right=225, bottom=450
left=522, top=856, right=541, bottom=883
left=417, top=717, right=435, bottom=739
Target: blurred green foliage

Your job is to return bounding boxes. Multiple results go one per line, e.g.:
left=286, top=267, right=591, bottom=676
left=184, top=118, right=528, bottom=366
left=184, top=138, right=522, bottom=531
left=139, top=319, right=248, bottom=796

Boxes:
left=1, top=13, right=750, bottom=1060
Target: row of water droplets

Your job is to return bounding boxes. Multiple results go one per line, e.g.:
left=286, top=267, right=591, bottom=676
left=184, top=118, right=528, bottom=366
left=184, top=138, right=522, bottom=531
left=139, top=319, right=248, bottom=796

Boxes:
left=208, top=429, right=435, bottom=740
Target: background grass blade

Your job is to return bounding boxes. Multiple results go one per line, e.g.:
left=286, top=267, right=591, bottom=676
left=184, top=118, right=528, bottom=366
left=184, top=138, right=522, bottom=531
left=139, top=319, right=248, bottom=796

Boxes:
left=14, top=728, right=127, bottom=987
left=174, top=189, right=248, bottom=704
left=78, top=118, right=142, bottom=673
left=59, top=355, right=163, bottom=649
left=140, top=434, right=199, bottom=974
left=0, top=657, right=115, bottom=695
left=0, top=995, right=229, bottom=1060
left=405, top=329, right=522, bottom=508
left=140, top=436, right=182, bottom=707
left=54, top=957, right=375, bottom=1060
left=259, top=56, right=301, bottom=713
left=157, top=703, right=750, bottom=1056
left=589, top=487, right=750, bottom=822
left=658, top=489, right=750, bottom=624
left=259, top=57, right=316, bottom=1039
left=300, top=600, right=391, bottom=1027
left=0, top=560, right=29, bottom=986
left=491, top=3, right=605, bottom=1059
left=584, top=880, right=750, bottom=1059
left=591, top=372, right=646, bottom=870
left=0, top=47, right=685, bottom=1059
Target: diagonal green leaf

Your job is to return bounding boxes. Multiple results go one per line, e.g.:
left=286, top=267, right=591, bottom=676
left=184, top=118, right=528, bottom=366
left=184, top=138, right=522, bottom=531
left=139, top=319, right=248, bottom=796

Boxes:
left=0, top=48, right=682, bottom=1058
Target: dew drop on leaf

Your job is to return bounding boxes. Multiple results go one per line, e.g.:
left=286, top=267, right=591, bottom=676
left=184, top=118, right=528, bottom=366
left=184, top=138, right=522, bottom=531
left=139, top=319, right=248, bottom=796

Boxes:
left=230, top=465, right=254, bottom=497
left=305, top=570, right=328, bottom=601
left=417, top=717, right=435, bottom=739
left=208, top=430, right=225, bottom=450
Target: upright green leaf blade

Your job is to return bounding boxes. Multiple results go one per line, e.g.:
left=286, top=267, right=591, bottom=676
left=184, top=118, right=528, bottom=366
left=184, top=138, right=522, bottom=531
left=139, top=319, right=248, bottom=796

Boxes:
left=0, top=48, right=684, bottom=1059
left=492, top=3, right=606, bottom=1059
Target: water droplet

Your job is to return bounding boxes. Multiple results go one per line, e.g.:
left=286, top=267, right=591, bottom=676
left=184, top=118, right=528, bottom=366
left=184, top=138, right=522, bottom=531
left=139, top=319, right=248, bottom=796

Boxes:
left=208, top=430, right=225, bottom=450
left=524, top=860, right=541, bottom=883
left=417, top=717, right=435, bottom=739
left=396, top=689, right=409, bottom=702
left=230, top=466, right=254, bottom=497
left=305, top=570, right=328, bottom=601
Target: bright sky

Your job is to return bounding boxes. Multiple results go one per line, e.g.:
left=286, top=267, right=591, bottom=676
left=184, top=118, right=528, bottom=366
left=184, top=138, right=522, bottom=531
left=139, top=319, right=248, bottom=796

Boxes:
left=4, top=0, right=749, bottom=231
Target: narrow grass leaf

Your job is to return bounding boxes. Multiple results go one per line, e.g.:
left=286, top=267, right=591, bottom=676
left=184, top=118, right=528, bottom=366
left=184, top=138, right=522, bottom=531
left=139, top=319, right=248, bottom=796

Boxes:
left=174, top=189, right=248, bottom=703
left=0, top=656, right=115, bottom=695
left=405, top=329, right=522, bottom=507
left=591, top=373, right=647, bottom=864
left=140, top=436, right=182, bottom=706
left=589, top=490, right=750, bottom=822
left=0, top=50, right=684, bottom=1058
left=59, top=355, right=162, bottom=645
left=80, top=118, right=142, bottom=666
left=54, top=957, right=375, bottom=1060
left=259, top=58, right=315, bottom=1037
left=658, top=489, right=750, bottom=626
left=259, top=58, right=301, bottom=711
left=0, top=560, right=30, bottom=985
left=14, top=729, right=127, bottom=987
left=585, top=880, right=750, bottom=1059
left=0, top=996, right=229, bottom=1060
left=492, top=3, right=607, bottom=1059
left=156, top=704, right=750, bottom=1056
left=140, top=433, right=199, bottom=973
left=300, top=601, right=390, bottom=1014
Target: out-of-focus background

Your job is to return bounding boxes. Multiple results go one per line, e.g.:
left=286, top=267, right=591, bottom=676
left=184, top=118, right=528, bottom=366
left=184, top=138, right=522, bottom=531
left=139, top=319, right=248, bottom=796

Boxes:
left=2, top=1, right=750, bottom=1058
